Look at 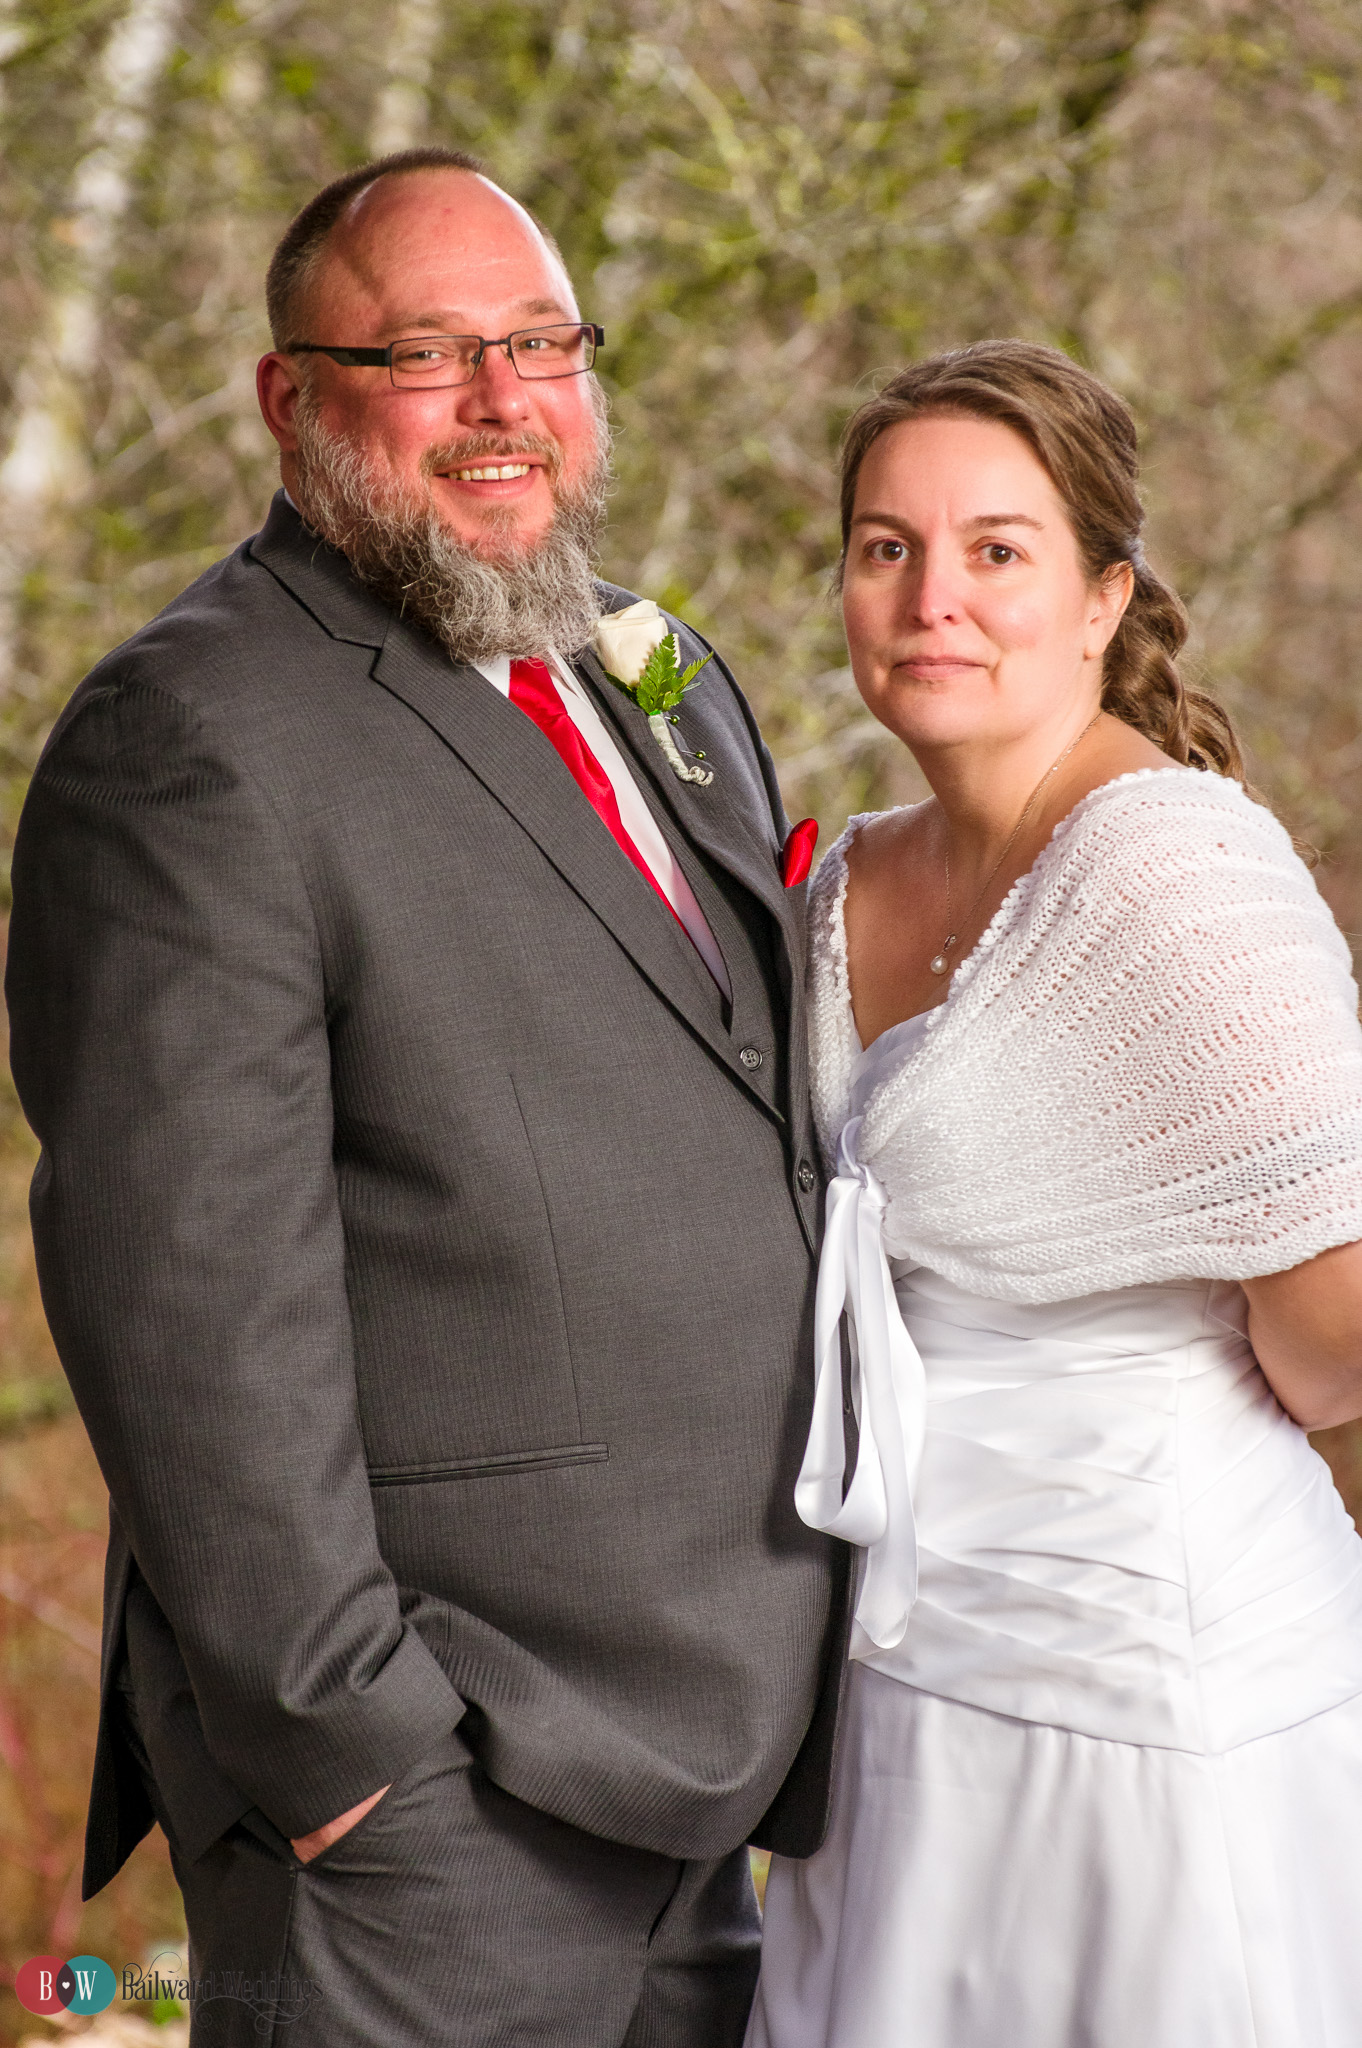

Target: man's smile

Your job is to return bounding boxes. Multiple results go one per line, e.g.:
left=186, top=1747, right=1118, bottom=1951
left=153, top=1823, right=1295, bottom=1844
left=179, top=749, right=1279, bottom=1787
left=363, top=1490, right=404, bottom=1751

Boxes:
left=449, top=462, right=533, bottom=481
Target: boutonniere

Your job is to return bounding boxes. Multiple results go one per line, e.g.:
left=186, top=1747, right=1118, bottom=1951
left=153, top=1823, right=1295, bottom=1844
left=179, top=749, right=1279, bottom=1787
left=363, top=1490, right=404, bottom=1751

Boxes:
left=590, top=600, right=714, bottom=786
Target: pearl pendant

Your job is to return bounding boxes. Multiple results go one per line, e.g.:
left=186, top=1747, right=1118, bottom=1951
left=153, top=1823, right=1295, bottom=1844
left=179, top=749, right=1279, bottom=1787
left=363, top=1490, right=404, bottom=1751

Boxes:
left=929, top=953, right=949, bottom=976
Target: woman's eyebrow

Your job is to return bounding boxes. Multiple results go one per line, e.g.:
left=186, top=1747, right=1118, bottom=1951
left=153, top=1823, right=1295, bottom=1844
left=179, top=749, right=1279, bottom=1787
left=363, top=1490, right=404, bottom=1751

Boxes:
left=849, top=509, right=1047, bottom=531
left=960, top=512, right=1045, bottom=530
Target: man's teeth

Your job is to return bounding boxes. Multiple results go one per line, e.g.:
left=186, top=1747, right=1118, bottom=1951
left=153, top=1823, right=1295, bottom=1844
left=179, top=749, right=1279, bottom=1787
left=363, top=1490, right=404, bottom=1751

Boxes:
left=451, top=463, right=532, bottom=481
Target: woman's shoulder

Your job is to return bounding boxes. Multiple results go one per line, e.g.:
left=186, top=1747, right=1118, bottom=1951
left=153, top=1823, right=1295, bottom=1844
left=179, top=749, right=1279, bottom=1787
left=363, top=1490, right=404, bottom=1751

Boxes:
left=811, top=799, right=932, bottom=896
left=1042, top=766, right=1308, bottom=903
left=994, top=764, right=1354, bottom=1002
left=934, top=763, right=1354, bottom=1026
left=1056, top=762, right=1287, bottom=846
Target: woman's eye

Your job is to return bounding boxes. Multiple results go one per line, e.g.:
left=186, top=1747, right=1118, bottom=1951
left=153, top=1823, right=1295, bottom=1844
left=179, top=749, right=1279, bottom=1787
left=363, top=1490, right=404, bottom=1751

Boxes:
left=866, top=538, right=908, bottom=564
left=982, top=543, right=1017, bottom=566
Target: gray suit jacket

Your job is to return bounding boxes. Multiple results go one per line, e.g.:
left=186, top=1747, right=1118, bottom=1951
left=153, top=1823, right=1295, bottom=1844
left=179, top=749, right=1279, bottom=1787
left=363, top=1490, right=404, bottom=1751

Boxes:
left=7, top=494, right=846, bottom=1898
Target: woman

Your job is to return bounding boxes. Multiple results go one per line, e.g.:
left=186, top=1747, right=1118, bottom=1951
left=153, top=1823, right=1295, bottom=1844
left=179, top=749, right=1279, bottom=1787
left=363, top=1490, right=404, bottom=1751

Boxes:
left=748, top=341, right=1362, bottom=2047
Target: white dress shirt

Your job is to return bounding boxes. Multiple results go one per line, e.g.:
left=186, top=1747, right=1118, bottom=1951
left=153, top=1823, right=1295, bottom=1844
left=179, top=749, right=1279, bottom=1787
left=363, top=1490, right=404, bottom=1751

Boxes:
left=473, top=652, right=731, bottom=999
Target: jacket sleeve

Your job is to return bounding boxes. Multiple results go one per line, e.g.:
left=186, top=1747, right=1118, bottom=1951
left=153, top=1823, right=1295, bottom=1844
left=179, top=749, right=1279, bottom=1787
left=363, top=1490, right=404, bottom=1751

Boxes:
left=5, top=674, right=462, bottom=1836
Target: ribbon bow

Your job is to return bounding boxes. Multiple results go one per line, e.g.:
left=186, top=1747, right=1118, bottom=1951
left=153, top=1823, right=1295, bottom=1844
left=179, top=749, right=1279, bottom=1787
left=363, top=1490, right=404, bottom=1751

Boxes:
left=794, top=1118, right=927, bottom=1650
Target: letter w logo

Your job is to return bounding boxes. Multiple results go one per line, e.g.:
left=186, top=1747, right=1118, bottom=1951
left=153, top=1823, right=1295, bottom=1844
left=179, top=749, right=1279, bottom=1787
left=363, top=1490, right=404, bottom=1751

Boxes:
left=73, top=1969, right=98, bottom=2000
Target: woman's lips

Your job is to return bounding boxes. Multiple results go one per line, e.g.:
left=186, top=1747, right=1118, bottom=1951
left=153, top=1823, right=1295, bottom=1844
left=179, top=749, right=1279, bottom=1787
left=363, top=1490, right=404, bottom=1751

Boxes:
left=893, top=654, right=985, bottom=677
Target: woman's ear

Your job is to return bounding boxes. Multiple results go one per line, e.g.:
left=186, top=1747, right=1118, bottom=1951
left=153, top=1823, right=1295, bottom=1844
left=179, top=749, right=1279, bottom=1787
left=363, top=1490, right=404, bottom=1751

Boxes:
left=1085, top=560, right=1134, bottom=659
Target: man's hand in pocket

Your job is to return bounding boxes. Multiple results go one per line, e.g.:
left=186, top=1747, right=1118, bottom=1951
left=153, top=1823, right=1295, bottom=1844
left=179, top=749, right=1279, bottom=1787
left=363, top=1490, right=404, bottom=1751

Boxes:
left=290, top=1784, right=391, bottom=1865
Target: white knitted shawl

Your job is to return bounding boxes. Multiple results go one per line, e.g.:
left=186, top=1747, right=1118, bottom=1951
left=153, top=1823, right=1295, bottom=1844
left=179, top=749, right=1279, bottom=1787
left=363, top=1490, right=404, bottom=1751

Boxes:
left=809, top=767, right=1362, bottom=1303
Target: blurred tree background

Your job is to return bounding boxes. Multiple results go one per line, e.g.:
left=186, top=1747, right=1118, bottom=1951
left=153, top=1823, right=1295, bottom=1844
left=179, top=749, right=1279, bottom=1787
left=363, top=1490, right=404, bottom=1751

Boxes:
left=2, top=0, right=1362, bottom=2033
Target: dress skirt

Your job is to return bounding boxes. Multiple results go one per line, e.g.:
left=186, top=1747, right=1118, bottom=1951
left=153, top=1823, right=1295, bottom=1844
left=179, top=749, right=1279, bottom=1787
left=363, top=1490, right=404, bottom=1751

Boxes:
left=747, top=1662, right=1362, bottom=2048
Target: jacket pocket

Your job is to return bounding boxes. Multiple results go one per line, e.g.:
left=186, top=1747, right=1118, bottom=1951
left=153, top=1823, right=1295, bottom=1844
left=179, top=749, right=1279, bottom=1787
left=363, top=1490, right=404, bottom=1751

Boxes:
left=368, top=1442, right=608, bottom=1486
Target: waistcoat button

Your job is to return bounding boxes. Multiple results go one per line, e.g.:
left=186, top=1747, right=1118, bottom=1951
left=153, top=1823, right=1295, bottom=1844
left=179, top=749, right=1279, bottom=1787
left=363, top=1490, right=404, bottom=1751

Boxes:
left=797, top=1160, right=816, bottom=1194
left=739, top=1046, right=763, bottom=1070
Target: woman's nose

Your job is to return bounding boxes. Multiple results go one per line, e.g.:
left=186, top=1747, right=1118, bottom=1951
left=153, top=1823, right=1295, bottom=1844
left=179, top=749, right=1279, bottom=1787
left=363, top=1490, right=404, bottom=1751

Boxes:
left=910, top=550, right=964, bottom=625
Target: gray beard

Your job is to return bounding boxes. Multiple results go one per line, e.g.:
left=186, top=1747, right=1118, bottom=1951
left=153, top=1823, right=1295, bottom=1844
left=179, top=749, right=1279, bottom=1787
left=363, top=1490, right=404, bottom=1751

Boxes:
left=290, top=389, right=611, bottom=664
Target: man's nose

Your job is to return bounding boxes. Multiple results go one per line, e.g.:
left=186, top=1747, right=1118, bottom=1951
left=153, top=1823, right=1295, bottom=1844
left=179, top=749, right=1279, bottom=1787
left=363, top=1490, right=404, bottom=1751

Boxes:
left=455, top=342, right=532, bottom=425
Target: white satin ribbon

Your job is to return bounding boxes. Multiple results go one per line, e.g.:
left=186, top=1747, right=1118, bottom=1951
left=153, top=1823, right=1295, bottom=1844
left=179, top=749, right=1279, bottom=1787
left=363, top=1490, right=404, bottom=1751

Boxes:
left=794, top=1117, right=927, bottom=1650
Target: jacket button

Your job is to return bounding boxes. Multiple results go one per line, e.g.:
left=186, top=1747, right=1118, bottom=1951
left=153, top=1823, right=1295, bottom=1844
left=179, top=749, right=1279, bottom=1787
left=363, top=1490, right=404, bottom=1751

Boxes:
left=797, top=1160, right=816, bottom=1194
left=739, top=1046, right=763, bottom=1070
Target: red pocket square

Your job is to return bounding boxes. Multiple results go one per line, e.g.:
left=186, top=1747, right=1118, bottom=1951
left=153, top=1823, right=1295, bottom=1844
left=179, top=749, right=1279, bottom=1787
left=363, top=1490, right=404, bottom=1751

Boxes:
left=782, top=818, right=818, bottom=888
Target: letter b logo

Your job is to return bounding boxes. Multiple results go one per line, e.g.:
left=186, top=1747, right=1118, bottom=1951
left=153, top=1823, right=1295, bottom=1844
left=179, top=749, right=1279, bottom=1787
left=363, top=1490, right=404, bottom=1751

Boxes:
left=16, top=1953, right=116, bottom=2015
left=16, top=1957, right=65, bottom=2015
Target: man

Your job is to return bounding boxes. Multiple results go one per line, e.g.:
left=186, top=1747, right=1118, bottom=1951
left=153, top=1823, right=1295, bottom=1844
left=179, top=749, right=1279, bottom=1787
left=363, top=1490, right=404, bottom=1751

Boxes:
left=6, top=147, right=845, bottom=2045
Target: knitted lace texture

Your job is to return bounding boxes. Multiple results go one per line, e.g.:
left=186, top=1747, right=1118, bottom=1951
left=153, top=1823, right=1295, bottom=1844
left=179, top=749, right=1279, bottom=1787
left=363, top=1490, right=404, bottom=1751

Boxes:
left=809, top=768, right=1362, bottom=1303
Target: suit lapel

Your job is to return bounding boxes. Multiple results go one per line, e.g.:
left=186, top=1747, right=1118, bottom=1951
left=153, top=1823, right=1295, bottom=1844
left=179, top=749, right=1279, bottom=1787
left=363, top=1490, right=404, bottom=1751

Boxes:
left=575, top=650, right=789, bottom=913
left=573, top=642, right=807, bottom=990
left=572, top=632, right=815, bottom=1212
left=368, top=627, right=778, bottom=1111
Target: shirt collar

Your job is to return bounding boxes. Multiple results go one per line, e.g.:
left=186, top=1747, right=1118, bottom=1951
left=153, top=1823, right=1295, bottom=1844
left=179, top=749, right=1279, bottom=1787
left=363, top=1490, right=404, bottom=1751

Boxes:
left=473, top=651, right=576, bottom=698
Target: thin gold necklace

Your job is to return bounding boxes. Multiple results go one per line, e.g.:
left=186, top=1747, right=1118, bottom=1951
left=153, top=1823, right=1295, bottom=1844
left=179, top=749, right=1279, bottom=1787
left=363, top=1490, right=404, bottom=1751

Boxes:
left=929, top=710, right=1103, bottom=978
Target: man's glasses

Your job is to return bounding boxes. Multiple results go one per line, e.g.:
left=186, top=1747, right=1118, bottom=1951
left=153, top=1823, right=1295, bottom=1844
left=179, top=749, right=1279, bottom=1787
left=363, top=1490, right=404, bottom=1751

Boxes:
left=287, top=323, right=604, bottom=390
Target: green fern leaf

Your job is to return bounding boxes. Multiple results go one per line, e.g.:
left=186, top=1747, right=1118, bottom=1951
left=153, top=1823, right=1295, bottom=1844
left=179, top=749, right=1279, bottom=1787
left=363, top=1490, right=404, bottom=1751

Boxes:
left=633, top=635, right=682, bottom=716
left=600, top=635, right=713, bottom=716
left=678, top=650, right=714, bottom=690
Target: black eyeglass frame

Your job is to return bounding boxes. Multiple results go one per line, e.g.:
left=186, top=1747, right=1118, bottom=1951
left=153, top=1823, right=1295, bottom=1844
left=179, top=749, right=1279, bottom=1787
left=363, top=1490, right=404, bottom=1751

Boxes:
left=286, top=323, right=605, bottom=388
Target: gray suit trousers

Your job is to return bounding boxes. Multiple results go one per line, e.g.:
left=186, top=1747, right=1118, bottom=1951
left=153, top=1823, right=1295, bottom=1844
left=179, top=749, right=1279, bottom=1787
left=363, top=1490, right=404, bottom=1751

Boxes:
left=120, top=1683, right=760, bottom=2047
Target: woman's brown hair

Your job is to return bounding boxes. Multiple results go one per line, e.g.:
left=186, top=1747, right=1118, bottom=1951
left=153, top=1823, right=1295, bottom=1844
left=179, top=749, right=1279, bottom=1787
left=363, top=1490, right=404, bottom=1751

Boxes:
left=837, top=340, right=1244, bottom=779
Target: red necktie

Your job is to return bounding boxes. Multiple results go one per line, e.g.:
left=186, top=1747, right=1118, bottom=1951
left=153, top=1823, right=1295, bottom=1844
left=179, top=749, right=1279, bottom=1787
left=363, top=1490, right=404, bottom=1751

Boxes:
left=508, top=657, right=685, bottom=929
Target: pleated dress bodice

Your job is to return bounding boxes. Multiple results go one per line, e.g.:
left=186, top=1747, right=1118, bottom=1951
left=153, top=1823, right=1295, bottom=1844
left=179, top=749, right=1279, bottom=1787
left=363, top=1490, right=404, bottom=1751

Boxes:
left=871, top=1258, right=1362, bottom=1752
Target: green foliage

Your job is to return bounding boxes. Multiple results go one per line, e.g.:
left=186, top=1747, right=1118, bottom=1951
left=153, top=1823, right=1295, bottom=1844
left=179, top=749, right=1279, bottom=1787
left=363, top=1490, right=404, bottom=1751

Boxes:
left=0, top=0, right=1360, bottom=929
left=604, top=636, right=713, bottom=717
left=0, top=1374, right=75, bottom=1437
left=276, top=56, right=318, bottom=101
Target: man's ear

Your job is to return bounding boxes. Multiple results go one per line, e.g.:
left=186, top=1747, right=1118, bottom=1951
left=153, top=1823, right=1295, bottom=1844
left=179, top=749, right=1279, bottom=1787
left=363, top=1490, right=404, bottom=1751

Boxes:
left=257, top=352, right=306, bottom=453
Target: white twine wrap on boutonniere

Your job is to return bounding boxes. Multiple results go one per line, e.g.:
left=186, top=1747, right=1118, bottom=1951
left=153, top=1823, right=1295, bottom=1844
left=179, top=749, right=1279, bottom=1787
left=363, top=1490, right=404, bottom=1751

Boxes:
left=590, top=600, right=715, bottom=786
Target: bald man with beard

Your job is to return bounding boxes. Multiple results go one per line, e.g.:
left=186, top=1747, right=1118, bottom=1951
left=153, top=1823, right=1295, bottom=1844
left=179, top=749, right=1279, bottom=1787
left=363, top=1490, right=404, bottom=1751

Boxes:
left=6, top=148, right=846, bottom=2045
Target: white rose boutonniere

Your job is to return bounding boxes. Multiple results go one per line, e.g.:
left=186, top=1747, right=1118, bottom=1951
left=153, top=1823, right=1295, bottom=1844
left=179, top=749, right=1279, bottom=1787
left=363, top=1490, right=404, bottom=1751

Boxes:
left=590, top=599, right=715, bottom=786
left=591, top=599, right=669, bottom=680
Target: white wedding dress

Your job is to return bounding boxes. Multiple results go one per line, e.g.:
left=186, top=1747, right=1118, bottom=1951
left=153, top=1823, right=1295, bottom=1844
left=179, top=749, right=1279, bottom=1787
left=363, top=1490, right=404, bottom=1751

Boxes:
left=748, top=771, right=1362, bottom=2048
